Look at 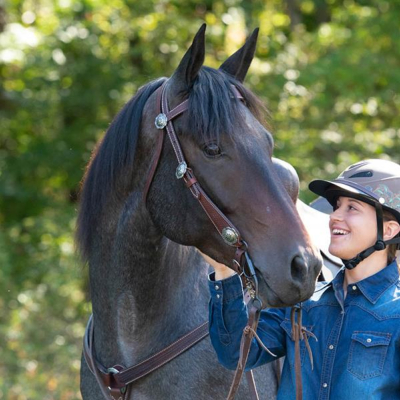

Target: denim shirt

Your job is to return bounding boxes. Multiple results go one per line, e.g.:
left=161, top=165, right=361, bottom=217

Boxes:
left=209, top=261, right=400, bottom=400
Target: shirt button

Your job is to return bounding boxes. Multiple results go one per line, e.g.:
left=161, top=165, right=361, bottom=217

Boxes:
left=352, top=285, right=357, bottom=290
left=340, top=310, right=345, bottom=315
left=323, top=383, right=328, bottom=388
left=216, top=294, right=220, bottom=299
left=367, top=338, right=372, bottom=343
left=215, top=285, right=220, bottom=290
left=329, top=345, right=334, bottom=350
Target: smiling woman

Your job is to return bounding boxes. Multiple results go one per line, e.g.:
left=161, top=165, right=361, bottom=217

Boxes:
left=328, top=197, right=379, bottom=262
left=207, top=158, right=400, bottom=400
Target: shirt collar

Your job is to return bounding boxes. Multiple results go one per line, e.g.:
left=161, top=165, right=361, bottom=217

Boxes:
left=331, top=267, right=345, bottom=293
left=327, top=261, right=399, bottom=304
left=355, top=261, right=399, bottom=304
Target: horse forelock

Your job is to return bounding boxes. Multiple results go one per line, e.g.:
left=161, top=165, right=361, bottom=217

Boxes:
left=184, top=66, right=270, bottom=144
left=76, top=77, right=166, bottom=261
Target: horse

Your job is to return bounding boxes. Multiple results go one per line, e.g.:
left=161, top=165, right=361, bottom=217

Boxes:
left=77, top=24, right=322, bottom=400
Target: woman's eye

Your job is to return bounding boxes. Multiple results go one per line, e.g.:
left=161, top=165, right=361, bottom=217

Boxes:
left=203, top=143, right=222, bottom=157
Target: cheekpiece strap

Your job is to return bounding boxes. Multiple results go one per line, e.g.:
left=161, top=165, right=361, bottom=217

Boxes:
left=152, top=81, right=245, bottom=249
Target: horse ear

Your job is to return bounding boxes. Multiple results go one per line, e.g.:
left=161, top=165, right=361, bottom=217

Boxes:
left=171, top=24, right=206, bottom=89
left=219, top=28, right=259, bottom=82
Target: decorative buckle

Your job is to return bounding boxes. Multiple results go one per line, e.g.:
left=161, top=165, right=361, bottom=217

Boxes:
left=107, top=367, right=120, bottom=374
left=155, top=113, right=168, bottom=129
left=175, top=162, right=187, bottom=179
left=222, top=227, right=239, bottom=246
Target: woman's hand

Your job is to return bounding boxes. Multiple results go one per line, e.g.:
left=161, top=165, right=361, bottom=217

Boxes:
left=198, top=251, right=237, bottom=280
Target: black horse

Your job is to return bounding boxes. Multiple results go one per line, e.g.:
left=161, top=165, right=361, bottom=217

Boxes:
left=77, top=25, right=322, bottom=399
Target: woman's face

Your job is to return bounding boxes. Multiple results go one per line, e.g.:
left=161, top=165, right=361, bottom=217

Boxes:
left=329, top=196, right=377, bottom=260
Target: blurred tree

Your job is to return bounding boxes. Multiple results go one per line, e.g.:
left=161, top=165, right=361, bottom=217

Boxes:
left=0, top=0, right=399, bottom=398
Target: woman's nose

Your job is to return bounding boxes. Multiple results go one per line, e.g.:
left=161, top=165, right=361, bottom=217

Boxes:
left=330, top=208, right=343, bottom=221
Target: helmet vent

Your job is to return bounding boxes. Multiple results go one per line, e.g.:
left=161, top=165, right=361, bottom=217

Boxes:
left=349, top=171, right=373, bottom=178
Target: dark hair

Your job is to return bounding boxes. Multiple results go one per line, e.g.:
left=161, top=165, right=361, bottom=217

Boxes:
left=383, top=210, right=399, bottom=265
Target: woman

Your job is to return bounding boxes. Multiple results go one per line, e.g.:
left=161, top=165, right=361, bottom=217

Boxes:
left=207, top=159, right=400, bottom=399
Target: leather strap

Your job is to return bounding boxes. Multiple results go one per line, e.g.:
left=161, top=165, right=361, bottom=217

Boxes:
left=83, top=315, right=209, bottom=399
left=143, top=81, right=245, bottom=249
left=116, top=322, right=209, bottom=385
left=227, top=303, right=314, bottom=400
left=245, top=371, right=259, bottom=400
left=291, top=307, right=303, bottom=400
left=290, top=305, right=316, bottom=400
left=83, top=315, right=127, bottom=400
left=226, top=302, right=261, bottom=400
left=142, top=85, right=166, bottom=205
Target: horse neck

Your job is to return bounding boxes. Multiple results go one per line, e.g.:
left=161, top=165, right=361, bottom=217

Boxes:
left=88, top=192, right=209, bottom=366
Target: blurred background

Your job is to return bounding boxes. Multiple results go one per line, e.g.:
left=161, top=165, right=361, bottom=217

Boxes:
left=1, top=0, right=399, bottom=398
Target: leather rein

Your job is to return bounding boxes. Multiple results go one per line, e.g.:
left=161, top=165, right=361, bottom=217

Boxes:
left=83, top=80, right=310, bottom=400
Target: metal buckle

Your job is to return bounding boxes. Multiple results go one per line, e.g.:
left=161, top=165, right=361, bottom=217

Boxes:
left=155, top=113, right=168, bottom=129
left=222, top=227, right=239, bottom=246
left=106, top=367, right=126, bottom=397
left=175, top=162, right=187, bottom=179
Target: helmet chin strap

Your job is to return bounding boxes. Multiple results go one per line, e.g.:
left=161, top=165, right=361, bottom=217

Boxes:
left=343, top=203, right=400, bottom=270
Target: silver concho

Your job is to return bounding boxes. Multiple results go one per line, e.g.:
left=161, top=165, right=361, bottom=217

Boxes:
left=222, top=227, right=239, bottom=245
left=155, top=113, right=168, bottom=129
left=175, top=162, right=187, bottom=179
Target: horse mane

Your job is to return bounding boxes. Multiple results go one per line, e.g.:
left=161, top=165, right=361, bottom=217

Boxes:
left=76, top=77, right=166, bottom=261
left=76, top=67, right=269, bottom=261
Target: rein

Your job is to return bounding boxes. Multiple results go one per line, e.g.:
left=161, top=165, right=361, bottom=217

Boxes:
left=84, top=80, right=311, bottom=400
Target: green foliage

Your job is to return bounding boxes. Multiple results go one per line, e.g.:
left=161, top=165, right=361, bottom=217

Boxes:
left=1, top=0, right=399, bottom=398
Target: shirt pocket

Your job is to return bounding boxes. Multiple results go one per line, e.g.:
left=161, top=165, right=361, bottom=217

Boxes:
left=347, top=331, right=391, bottom=380
left=280, top=319, right=314, bottom=368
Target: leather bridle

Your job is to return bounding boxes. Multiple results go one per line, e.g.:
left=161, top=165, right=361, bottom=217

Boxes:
left=144, top=81, right=247, bottom=253
left=83, top=79, right=310, bottom=400
left=146, top=80, right=265, bottom=399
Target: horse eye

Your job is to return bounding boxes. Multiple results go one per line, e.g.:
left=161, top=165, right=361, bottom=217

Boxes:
left=203, top=143, right=222, bottom=157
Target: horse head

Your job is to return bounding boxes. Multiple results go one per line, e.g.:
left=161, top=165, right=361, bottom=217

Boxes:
left=141, top=25, right=322, bottom=307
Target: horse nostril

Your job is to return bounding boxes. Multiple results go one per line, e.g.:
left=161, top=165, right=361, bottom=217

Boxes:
left=290, top=255, right=306, bottom=283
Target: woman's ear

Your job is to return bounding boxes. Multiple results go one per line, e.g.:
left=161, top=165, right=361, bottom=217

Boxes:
left=383, top=220, right=400, bottom=241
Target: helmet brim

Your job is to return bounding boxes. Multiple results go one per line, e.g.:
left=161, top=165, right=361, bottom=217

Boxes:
left=309, top=179, right=400, bottom=223
left=309, top=179, right=368, bottom=199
